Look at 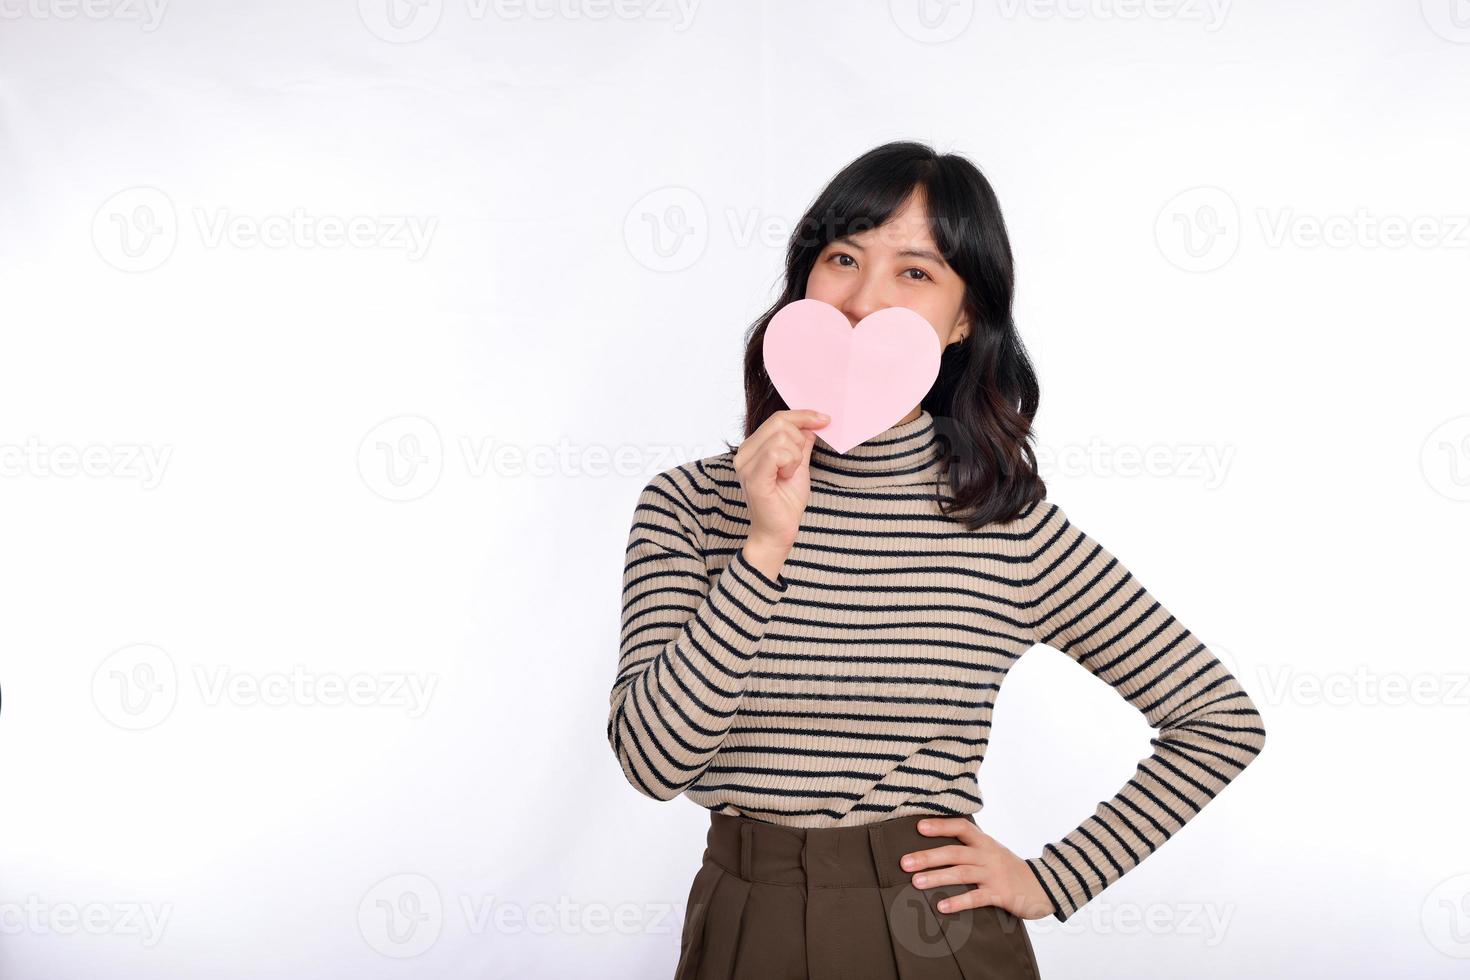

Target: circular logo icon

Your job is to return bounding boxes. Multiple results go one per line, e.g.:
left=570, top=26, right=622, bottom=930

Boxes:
left=623, top=186, right=708, bottom=272
left=93, top=186, right=178, bottom=273
left=358, top=873, right=443, bottom=957
left=889, top=0, right=975, bottom=43
left=1422, top=0, right=1470, bottom=43
left=357, top=415, right=444, bottom=502
left=1155, top=186, right=1240, bottom=273
left=885, top=883, right=975, bottom=960
left=358, top=0, right=443, bottom=42
left=92, top=643, right=178, bottom=731
left=1207, top=643, right=1243, bottom=686
left=1421, top=415, right=1470, bottom=502
left=1422, top=872, right=1470, bottom=958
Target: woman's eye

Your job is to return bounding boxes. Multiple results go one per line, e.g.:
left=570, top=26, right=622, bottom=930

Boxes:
left=825, top=252, right=928, bottom=280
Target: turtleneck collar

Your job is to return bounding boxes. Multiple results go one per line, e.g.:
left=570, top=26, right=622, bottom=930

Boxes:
left=808, top=407, right=949, bottom=490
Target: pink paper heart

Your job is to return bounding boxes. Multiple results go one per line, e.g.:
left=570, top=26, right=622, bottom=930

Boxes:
left=762, top=298, right=942, bottom=453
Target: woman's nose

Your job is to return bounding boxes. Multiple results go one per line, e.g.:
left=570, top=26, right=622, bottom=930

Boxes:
left=842, top=282, right=888, bottom=326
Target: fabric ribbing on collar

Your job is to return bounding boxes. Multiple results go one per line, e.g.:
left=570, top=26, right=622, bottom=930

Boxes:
left=807, top=408, right=948, bottom=489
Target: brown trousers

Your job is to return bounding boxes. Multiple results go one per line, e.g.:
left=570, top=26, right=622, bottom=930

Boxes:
left=674, top=809, right=1042, bottom=980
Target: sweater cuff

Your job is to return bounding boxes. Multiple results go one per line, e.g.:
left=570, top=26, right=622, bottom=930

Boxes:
left=687, top=549, right=787, bottom=657
left=1024, top=857, right=1068, bottom=922
left=730, top=548, right=788, bottom=600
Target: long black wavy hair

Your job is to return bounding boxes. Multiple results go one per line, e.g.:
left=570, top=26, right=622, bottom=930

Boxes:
left=725, top=140, right=1045, bottom=530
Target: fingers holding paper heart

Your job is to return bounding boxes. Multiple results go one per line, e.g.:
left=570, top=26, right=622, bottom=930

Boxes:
left=733, top=408, right=830, bottom=550
left=762, top=299, right=942, bottom=454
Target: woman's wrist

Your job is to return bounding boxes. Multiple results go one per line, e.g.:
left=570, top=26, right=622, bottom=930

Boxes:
left=742, top=535, right=792, bottom=582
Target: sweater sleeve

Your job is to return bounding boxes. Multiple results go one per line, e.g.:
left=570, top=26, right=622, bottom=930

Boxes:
left=1019, top=501, right=1267, bottom=923
left=606, top=468, right=789, bottom=801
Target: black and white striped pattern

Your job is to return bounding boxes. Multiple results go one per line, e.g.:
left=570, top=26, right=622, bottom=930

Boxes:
left=1017, top=499, right=1267, bottom=921
left=607, top=409, right=1266, bottom=922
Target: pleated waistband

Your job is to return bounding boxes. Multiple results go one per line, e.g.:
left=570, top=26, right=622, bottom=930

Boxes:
left=704, top=809, right=979, bottom=889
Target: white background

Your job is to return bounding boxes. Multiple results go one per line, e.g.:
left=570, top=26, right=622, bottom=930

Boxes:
left=2, top=1, right=1468, bottom=977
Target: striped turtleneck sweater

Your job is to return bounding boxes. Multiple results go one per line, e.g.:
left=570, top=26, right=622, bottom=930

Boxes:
left=607, top=408, right=1267, bottom=922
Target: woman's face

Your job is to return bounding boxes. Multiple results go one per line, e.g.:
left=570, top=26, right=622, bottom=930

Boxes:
left=804, top=190, right=972, bottom=357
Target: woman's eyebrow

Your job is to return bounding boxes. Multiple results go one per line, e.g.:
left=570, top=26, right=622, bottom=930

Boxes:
left=834, top=235, right=948, bottom=266
left=897, top=246, right=947, bottom=264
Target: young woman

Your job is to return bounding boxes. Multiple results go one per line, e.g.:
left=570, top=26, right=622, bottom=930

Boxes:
left=607, top=141, right=1267, bottom=979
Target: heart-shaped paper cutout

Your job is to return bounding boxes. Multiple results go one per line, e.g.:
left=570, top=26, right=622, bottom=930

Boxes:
left=762, top=298, right=941, bottom=453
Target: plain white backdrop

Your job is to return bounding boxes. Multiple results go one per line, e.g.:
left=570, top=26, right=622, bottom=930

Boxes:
left=2, top=1, right=1467, bottom=977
